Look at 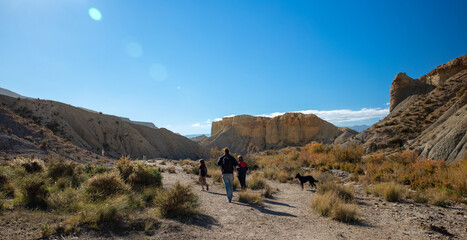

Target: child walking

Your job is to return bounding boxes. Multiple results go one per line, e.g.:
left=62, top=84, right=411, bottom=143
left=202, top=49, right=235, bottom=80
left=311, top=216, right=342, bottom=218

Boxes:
left=236, top=155, right=248, bottom=190
left=199, top=159, right=209, bottom=191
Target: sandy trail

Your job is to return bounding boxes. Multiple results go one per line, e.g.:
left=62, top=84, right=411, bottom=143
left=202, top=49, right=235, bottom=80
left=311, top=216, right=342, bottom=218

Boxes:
left=155, top=162, right=466, bottom=240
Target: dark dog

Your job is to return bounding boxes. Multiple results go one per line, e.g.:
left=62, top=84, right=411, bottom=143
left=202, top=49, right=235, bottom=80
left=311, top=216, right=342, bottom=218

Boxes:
left=295, top=173, right=318, bottom=190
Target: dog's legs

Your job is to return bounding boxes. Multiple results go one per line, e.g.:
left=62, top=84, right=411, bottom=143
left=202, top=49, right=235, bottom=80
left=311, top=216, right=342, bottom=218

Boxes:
left=301, top=183, right=304, bottom=190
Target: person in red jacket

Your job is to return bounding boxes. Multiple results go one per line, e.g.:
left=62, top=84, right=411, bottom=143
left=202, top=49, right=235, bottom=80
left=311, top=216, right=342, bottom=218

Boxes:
left=236, top=155, right=248, bottom=190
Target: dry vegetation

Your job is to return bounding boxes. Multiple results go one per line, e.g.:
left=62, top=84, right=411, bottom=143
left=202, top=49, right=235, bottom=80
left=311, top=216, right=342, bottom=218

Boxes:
left=0, top=156, right=198, bottom=238
left=240, top=143, right=466, bottom=207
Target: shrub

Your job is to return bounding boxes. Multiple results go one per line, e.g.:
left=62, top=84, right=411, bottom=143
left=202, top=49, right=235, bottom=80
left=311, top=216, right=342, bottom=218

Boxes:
left=238, top=191, right=263, bottom=206
left=330, top=202, right=359, bottom=223
left=116, top=156, right=134, bottom=181
left=48, top=187, right=81, bottom=212
left=311, top=191, right=359, bottom=223
left=20, top=174, right=49, bottom=209
left=127, top=164, right=162, bottom=190
left=86, top=172, right=127, bottom=201
left=428, top=189, right=450, bottom=207
left=248, top=173, right=268, bottom=190
left=20, top=159, right=43, bottom=173
left=47, top=159, right=83, bottom=188
left=0, top=174, right=15, bottom=198
left=210, top=169, right=222, bottom=184
left=167, top=166, right=176, bottom=173
left=318, top=181, right=354, bottom=202
left=84, top=163, right=108, bottom=176
left=142, top=188, right=157, bottom=207
left=155, top=182, right=198, bottom=218
left=367, top=182, right=406, bottom=202
left=261, top=185, right=274, bottom=199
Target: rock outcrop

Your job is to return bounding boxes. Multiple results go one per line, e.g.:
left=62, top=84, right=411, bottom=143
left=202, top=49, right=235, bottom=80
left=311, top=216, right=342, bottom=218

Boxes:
left=200, top=113, right=356, bottom=154
left=0, top=95, right=206, bottom=160
left=349, top=55, right=467, bottom=162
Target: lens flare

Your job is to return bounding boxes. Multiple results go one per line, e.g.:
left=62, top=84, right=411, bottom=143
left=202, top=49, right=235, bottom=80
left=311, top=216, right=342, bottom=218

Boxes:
left=149, top=64, right=168, bottom=82
left=88, top=8, right=102, bottom=21
left=126, top=42, right=143, bottom=58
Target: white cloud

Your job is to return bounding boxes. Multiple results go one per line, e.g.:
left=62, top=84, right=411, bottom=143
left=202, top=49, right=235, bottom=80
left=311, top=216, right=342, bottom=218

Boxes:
left=212, top=108, right=389, bottom=125
left=192, top=119, right=212, bottom=128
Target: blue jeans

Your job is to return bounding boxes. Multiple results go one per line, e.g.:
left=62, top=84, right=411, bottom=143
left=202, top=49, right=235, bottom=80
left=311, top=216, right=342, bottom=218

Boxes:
left=222, top=173, right=234, bottom=201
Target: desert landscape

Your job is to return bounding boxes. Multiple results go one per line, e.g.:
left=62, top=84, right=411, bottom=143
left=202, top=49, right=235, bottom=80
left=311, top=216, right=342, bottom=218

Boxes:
left=0, top=55, right=466, bottom=239
left=1, top=1, right=466, bottom=239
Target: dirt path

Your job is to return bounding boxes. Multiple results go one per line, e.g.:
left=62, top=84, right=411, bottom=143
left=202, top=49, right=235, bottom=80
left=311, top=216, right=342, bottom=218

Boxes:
left=154, top=162, right=467, bottom=240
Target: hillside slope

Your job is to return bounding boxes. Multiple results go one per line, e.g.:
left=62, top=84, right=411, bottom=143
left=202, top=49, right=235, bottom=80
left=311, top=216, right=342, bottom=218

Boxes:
left=0, top=95, right=205, bottom=159
left=349, top=55, right=467, bottom=162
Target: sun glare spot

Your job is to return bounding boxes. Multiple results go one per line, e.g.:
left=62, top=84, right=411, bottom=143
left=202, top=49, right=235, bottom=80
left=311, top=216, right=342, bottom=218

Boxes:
left=126, top=42, right=143, bottom=58
left=88, top=8, right=102, bottom=21
left=149, top=64, right=168, bottom=82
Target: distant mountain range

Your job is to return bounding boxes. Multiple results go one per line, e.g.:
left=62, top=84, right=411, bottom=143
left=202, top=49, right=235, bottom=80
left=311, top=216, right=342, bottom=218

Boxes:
left=343, top=125, right=370, bottom=132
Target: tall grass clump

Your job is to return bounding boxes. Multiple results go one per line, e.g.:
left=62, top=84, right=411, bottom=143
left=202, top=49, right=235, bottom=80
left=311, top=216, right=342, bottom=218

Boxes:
left=86, top=172, right=127, bottom=201
left=47, top=159, right=84, bottom=188
left=318, top=181, right=354, bottom=202
left=367, top=182, right=406, bottom=202
left=116, top=156, right=134, bottom=181
left=155, top=182, right=198, bottom=218
left=311, top=182, right=358, bottom=223
left=20, top=174, right=49, bottom=209
left=0, top=173, right=15, bottom=198
left=247, top=172, right=268, bottom=190
left=238, top=190, right=263, bottom=206
left=127, top=164, right=162, bottom=190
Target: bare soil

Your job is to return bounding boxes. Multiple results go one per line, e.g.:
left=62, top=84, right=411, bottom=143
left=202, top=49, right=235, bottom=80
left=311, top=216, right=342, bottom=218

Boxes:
left=1, top=160, right=465, bottom=240
left=151, top=161, right=466, bottom=240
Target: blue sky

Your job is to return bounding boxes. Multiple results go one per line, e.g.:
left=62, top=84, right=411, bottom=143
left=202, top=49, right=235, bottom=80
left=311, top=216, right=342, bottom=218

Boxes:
left=1, top=0, right=466, bottom=135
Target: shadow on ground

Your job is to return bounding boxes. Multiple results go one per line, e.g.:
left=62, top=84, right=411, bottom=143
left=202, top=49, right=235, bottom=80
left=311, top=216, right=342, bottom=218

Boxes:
left=180, top=213, right=220, bottom=229
left=233, top=202, right=297, bottom=217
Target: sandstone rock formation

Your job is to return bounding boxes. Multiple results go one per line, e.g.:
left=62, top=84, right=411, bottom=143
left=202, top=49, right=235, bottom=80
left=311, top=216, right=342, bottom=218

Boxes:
left=349, top=55, right=467, bottom=162
left=200, top=113, right=356, bottom=154
left=0, top=95, right=205, bottom=160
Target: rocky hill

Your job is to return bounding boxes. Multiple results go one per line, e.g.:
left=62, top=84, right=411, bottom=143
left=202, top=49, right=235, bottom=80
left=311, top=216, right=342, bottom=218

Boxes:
left=349, top=55, right=467, bottom=162
left=200, top=113, right=356, bottom=154
left=0, top=105, right=107, bottom=163
left=0, top=95, right=205, bottom=160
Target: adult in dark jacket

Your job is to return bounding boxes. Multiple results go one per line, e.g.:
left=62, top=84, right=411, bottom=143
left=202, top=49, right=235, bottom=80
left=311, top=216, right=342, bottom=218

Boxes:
left=217, top=148, right=238, bottom=202
left=236, top=155, right=248, bottom=190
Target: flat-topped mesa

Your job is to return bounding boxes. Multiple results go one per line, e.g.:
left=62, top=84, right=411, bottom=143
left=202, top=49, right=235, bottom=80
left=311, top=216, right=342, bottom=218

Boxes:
left=203, top=112, right=355, bottom=154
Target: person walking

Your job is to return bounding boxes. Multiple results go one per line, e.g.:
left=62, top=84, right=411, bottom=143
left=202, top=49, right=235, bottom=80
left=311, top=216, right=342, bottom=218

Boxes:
left=217, top=148, right=238, bottom=203
left=199, top=159, right=209, bottom=191
left=236, top=155, right=248, bottom=190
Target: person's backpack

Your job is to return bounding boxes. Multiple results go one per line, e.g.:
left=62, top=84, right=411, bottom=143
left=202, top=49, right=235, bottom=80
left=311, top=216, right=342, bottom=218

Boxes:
left=221, top=155, right=235, bottom=173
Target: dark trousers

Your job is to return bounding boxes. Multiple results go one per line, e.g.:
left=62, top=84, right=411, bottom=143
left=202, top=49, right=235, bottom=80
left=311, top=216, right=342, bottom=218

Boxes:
left=238, top=174, right=246, bottom=190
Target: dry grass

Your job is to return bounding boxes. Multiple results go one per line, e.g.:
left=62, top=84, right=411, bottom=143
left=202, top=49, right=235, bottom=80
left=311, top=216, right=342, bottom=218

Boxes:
left=86, top=172, right=127, bottom=201
left=247, top=172, right=268, bottom=190
left=154, top=182, right=198, bottom=218
left=210, top=169, right=222, bottom=184
left=167, top=166, right=176, bottom=174
left=366, top=182, right=406, bottom=202
left=311, top=182, right=359, bottom=223
left=238, top=190, right=263, bottom=206
left=318, top=181, right=354, bottom=202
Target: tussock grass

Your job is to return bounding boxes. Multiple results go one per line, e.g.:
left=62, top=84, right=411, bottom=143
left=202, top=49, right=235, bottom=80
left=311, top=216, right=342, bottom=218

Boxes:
left=210, top=169, right=222, bottom=184
left=155, top=182, right=198, bottom=218
left=127, top=164, right=162, bottom=190
left=367, top=182, right=406, bottom=202
left=318, top=181, right=354, bottom=202
left=238, top=191, right=263, bottom=206
left=20, top=174, right=49, bottom=209
left=247, top=172, right=268, bottom=190
left=86, top=172, right=127, bottom=201
left=311, top=182, right=359, bottom=223
left=167, top=166, right=176, bottom=173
